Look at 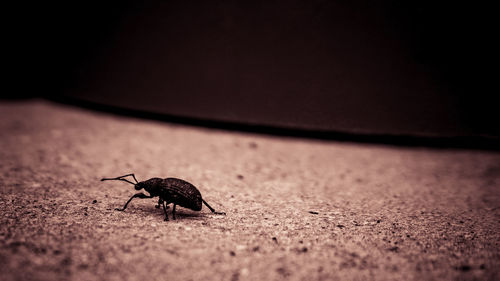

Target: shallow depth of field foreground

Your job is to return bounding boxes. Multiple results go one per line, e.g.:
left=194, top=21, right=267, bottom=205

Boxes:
left=1, top=100, right=499, bottom=281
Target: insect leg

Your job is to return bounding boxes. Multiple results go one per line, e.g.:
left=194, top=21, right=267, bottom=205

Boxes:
left=161, top=201, right=169, bottom=221
left=115, top=192, right=153, bottom=211
left=172, top=204, right=177, bottom=220
left=155, top=198, right=163, bottom=209
left=202, top=199, right=226, bottom=215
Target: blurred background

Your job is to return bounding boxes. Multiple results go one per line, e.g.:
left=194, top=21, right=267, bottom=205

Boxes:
left=6, top=0, right=498, bottom=145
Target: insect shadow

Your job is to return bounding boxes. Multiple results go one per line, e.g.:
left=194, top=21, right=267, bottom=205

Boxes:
left=127, top=204, right=207, bottom=220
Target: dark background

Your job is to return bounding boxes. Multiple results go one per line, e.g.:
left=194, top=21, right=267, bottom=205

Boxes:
left=6, top=0, right=498, bottom=142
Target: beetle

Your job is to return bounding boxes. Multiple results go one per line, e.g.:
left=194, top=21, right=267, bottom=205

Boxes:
left=101, top=174, right=226, bottom=221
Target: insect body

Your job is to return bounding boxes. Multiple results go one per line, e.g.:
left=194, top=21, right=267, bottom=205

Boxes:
left=101, top=174, right=226, bottom=221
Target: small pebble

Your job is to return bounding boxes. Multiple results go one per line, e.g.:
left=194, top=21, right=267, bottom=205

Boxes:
left=456, top=265, right=471, bottom=271
left=388, top=246, right=399, bottom=252
left=240, top=268, right=249, bottom=276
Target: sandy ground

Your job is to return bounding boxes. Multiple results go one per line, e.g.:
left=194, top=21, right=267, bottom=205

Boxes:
left=0, top=100, right=499, bottom=281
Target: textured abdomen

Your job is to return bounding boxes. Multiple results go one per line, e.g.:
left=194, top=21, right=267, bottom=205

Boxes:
left=161, top=178, right=203, bottom=211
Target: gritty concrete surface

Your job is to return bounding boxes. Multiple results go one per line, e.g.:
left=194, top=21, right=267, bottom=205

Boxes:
left=0, top=100, right=499, bottom=281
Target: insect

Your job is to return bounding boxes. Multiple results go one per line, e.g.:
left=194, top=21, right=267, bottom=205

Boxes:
left=101, top=174, right=226, bottom=221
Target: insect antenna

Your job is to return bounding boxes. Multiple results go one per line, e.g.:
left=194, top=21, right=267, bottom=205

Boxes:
left=101, top=177, right=136, bottom=185
left=101, top=174, right=139, bottom=184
